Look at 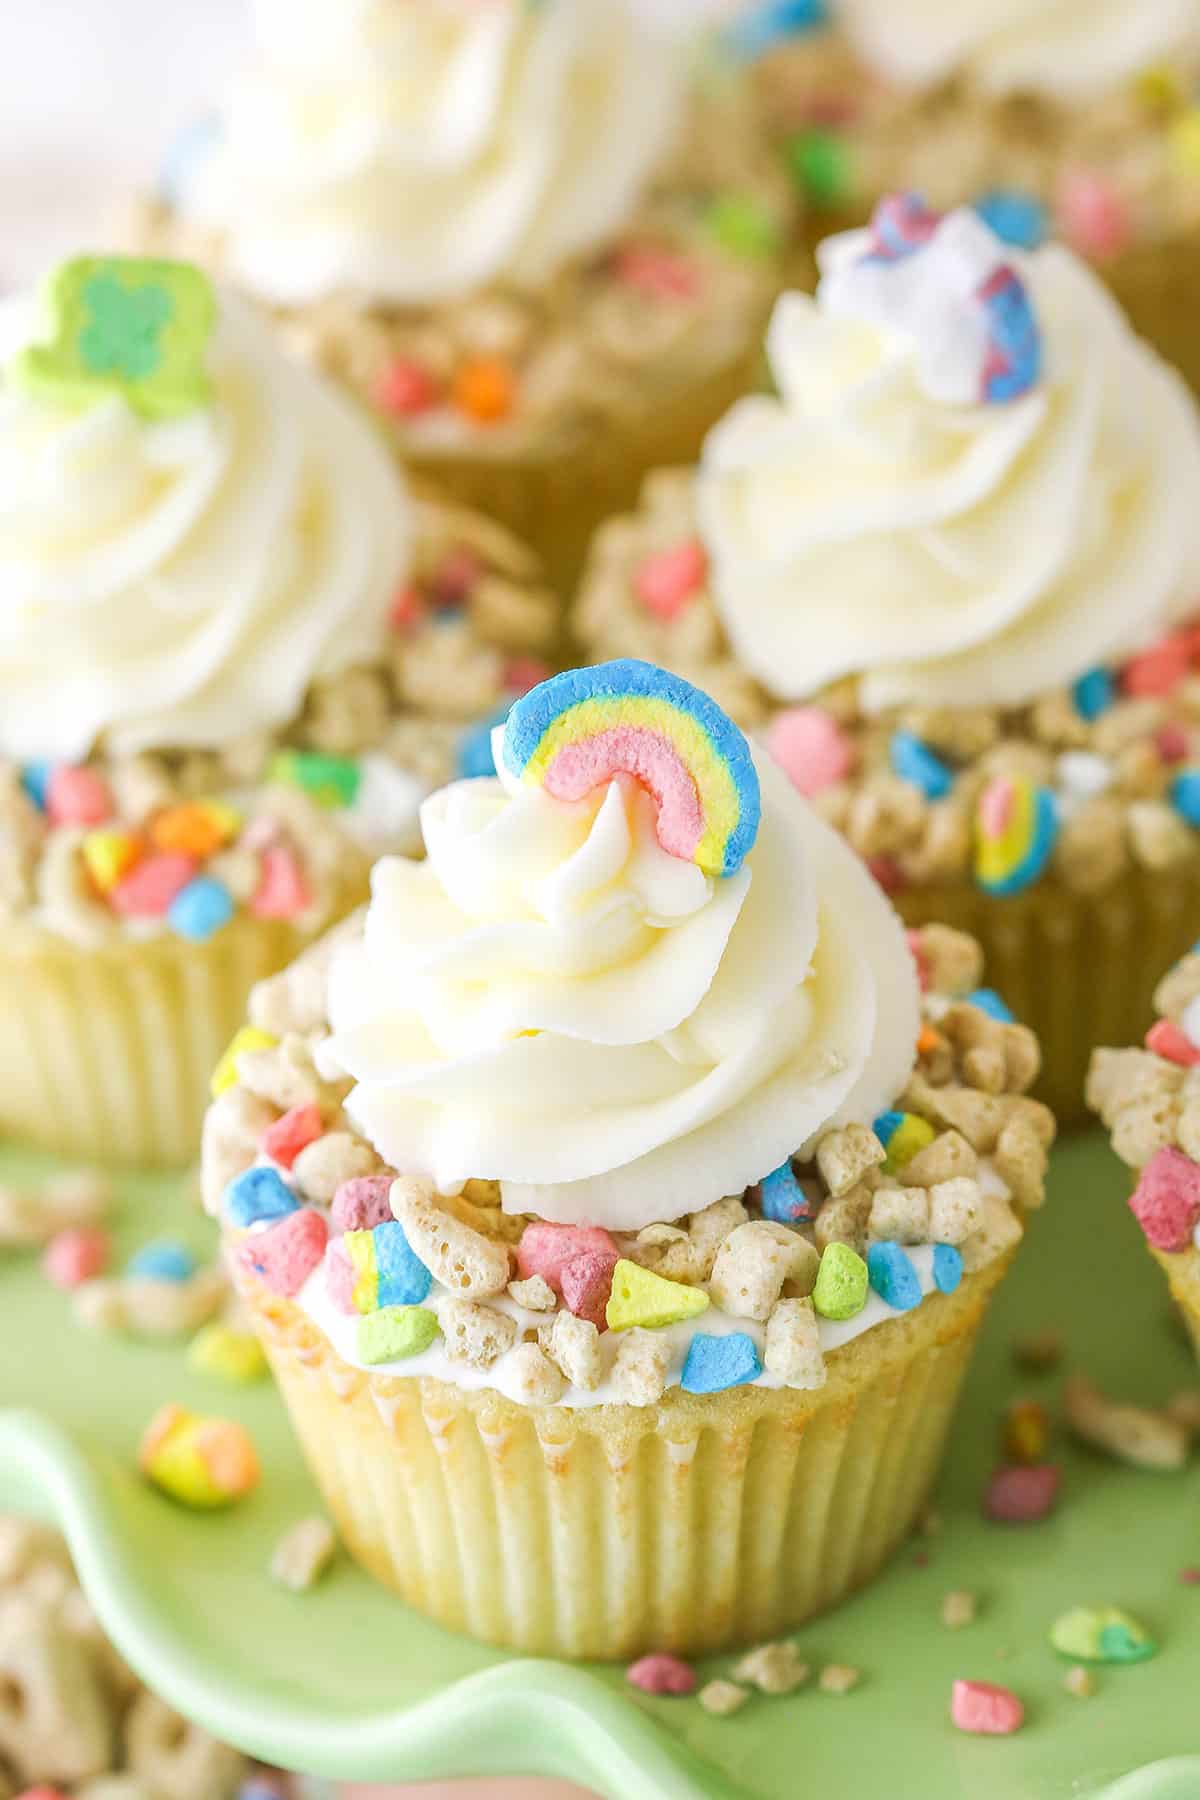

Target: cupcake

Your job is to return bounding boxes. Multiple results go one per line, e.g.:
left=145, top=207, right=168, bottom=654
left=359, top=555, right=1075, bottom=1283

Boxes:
left=745, top=0, right=1200, bottom=389
left=130, top=0, right=793, bottom=593
left=205, top=659, right=1052, bottom=1659
left=576, top=199, right=1200, bottom=1121
left=0, top=253, right=556, bottom=1165
left=1089, top=944, right=1200, bottom=1352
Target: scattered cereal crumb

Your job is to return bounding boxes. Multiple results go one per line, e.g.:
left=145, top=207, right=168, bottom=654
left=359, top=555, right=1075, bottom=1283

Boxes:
left=1063, top=1373, right=1190, bottom=1471
left=951, top=1678, right=1024, bottom=1735
left=818, top=1664, right=861, bottom=1695
left=270, top=1516, right=337, bottom=1592
left=942, top=1590, right=978, bottom=1630
left=732, top=1640, right=810, bottom=1695
left=507, top=1274, right=557, bottom=1312
left=1002, top=1398, right=1050, bottom=1465
left=1011, top=1328, right=1063, bottom=1373
left=626, top=1652, right=696, bottom=1697
left=1063, top=1665, right=1095, bottom=1698
left=698, top=1678, right=750, bottom=1716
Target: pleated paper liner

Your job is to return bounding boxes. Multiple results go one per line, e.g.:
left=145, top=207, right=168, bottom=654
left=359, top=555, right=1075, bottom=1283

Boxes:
left=897, top=860, right=1200, bottom=1128
left=1144, top=1243, right=1200, bottom=1359
left=240, top=1251, right=1012, bottom=1661
left=0, top=884, right=366, bottom=1167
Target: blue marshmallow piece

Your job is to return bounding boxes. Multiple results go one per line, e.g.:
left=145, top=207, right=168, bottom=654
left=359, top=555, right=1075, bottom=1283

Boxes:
left=1072, top=666, right=1115, bottom=721
left=867, top=1241, right=923, bottom=1312
left=20, top=761, right=52, bottom=812
left=127, top=1238, right=197, bottom=1284
left=758, top=1158, right=814, bottom=1223
left=974, top=189, right=1048, bottom=251
left=890, top=730, right=952, bottom=800
left=965, top=987, right=1015, bottom=1024
left=374, top=1220, right=434, bottom=1308
left=224, top=1165, right=299, bottom=1229
left=456, top=701, right=513, bottom=781
left=1171, top=770, right=1200, bottom=828
left=726, top=0, right=828, bottom=57
left=681, top=1331, right=763, bottom=1395
left=168, top=875, right=234, bottom=942
left=933, top=1243, right=964, bottom=1294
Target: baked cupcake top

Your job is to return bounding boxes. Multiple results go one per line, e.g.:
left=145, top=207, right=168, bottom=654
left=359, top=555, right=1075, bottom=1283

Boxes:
left=0, top=254, right=556, bottom=945
left=207, top=662, right=1051, bottom=1409
left=1089, top=944, right=1200, bottom=1256
left=577, top=199, right=1200, bottom=902
left=173, top=0, right=685, bottom=308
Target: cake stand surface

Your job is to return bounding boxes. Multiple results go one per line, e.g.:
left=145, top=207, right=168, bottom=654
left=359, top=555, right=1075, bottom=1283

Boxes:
left=3, top=1135, right=1200, bottom=1799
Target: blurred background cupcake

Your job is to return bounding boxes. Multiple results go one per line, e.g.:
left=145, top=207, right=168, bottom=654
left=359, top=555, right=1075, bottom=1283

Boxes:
left=205, top=660, right=1051, bottom=1659
left=741, top=0, right=1200, bottom=391
left=130, top=0, right=795, bottom=596
left=0, top=252, right=556, bottom=1165
left=576, top=197, right=1200, bottom=1120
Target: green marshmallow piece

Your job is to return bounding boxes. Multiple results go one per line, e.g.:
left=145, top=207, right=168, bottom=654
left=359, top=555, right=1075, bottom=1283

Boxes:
left=358, top=1306, right=440, bottom=1366
left=785, top=131, right=855, bottom=209
left=812, top=1242, right=868, bottom=1321
left=11, top=255, right=216, bottom=420
left=269, top=749, right=362, bottom=809
left=606, top=1259, right=710, bottom=1332
left=704, top=193, right=781, bottom=261
left=1050, top=1606, right=1156, bottom=1664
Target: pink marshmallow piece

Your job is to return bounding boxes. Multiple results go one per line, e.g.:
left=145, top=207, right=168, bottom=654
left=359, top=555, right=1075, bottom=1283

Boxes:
left=373, top=356, right=439, bottom=418
left=238, top=1209, right=328, bottom=1298
left=516, top=1222, right=619, bottom=1293
left=560, top=1249, right=620, bottom=1331
left=1123, top=635, right=1190, bottom=699
left=1145, top=1018, right=1200, bottom=1069
left=46, top=765, right=112, bottom=828
left=1156, top=723, right=1190, bottom=764
left=388, top=582, right=425, bottom=634
left=626, top=1652, right=697, bottom=1697
left=110, top=852, right=197, bottom=918
left=260, top=1103, right=323, bottom=1170
left=251, top=846, right=312, bottom=920
left=332, top=1174, right=396, bottom=1234
left=1058, top=170, right=1131, bottom=260
left=983, top=1463, right=1060, bottom=1524
left=324, top=1239, right=358, bottom=1316
left=1130, top=1145, right=1200, bottom=1252
left=616, top=245, right=701, bottom=303
left=951, top=1679, right=1025, bottom=1736
left=978, top=776, right=1015, bottom=839
left=767, top=706, right=855, bottom=798
left=633, top=540, right=707, bottom=621
left=42, top=1226, right=109, bottom=1291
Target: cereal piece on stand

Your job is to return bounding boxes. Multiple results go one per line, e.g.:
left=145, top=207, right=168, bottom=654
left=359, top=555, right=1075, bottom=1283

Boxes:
left=269, top=1517, right=338, bottom=1593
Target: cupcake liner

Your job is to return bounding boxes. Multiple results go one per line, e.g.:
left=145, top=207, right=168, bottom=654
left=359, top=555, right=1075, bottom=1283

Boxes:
left=242, top=1253, right=1011, bottom=1660
left=898, top=861, right=1200, bottom=1126
left=0, top=906, right=361, bottom=1166
left=397, top=345, right=768, bottom=607
left=1146, top=1244, right=1200, bottom=1357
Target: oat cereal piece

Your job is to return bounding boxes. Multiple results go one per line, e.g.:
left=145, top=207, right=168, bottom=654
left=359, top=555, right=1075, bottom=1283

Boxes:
left=1165, top=1389, right=1200, bottom=1434
left=249, top=915, right=364, bottom=1037
left=1063, top=1665, right=1095, bottom=1699
left=270, top=1516, right=338, bottom=1591
left=236, top=1035, right=325, bottom=1111
left=441, top=1298, right=519, bottom=1370
left=868, top=1184, right=930, bottom=1244
left=709, top=1222, right=818, bottom=1320
left=507, top=1274, right=557, bottom=1312
left=818, top=1664, right=861, bottom=1695
left=200, top=1087, right=277, bottom=1215
left=611, top=1327, right=671, bottom=1407
left=1111, top=1091, right=1182, bottom=1169
left=994, top=1119, right=1049, bottom=1210
left=815, top=1123, right=885, bottom=1198
left=391, top=1177, right=511, bottom=1297
left=540, top=1310, right=605, bottom=1391
left=763, top=1297, right=825, bottom=1389
left=814, top=1184, right=873, bottom=1254
left=959, top=1193, right=1024, bottom=1274
left=917, top=926, right=984, bottom=996
left=506, top=1342, right=567, bottom=1407
left=899, top=1129, right=978, bottom=1187
left=942, top=1590, right=978, bottom=1629
left=123, top=1690, right=245, bottom=1800
left=928, top=1177, right=985, bottom=1244
left=1063, top=1374, right=1190, bottom=1472
left=0, top=1590, right=113, bottom=1782
left=655, top=1196, right=748, bottom=1283
left=698, top=1679, right=750, bottom=1717
left=732, top=1640, right=811, bottom=1695
left=291, top=1131, right=378, bottom=1204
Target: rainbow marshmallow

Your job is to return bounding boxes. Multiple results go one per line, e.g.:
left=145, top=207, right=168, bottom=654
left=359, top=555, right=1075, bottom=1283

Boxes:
left=502, top=660, right=761, bottom=878
left=975, top=776, right=1059, bottom=896
left=344, top=1220, right=431, bottom=1314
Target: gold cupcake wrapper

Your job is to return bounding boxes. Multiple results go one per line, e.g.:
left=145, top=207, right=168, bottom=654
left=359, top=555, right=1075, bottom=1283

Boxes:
left=241, top=1253, right=1010, bottom=1660
left=1104, top=230, right=1200, bottom=401
left=1146, top=1243, right=1200, bottom=1358
left=898, top=861, right=1200, bottom=1126
left=0, top=902, right=361, bottom=1167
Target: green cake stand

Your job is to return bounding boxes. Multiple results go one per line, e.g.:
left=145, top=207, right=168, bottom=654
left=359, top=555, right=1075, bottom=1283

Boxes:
left=3, top=1134, right=1200, bottom=1799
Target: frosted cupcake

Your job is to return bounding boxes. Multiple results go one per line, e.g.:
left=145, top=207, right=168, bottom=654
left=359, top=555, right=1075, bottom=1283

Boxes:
left=1089, top=945, right=1200, bottom=1353
left=576, top=199, right=1200, bottom=1121
left=0, top=253, right=556, bottom=1164
left=131, top=0, right=793, bottom=592
left=205, top=659, right=1052, bottom=1659
left=745, top=0, right=1200, bottom=388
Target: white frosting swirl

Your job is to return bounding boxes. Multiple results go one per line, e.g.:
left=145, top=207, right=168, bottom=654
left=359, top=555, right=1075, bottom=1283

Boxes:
left=182, top=0, right=685, bottom=307
left=696, top=219, right=1200, bottom=712
left=835, top=0, right=1197, bottom=99
left=319, top=734, right=919, bottom=1233
left=0, top=286, right=408, bottom=764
